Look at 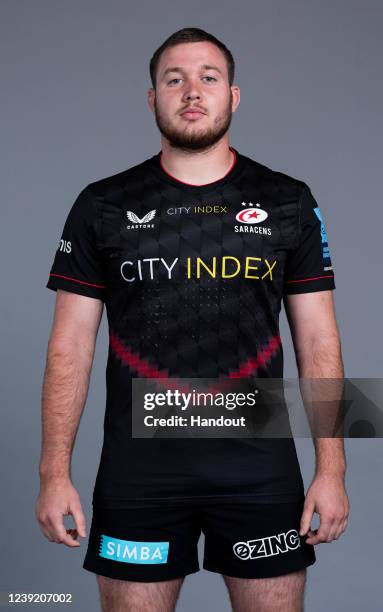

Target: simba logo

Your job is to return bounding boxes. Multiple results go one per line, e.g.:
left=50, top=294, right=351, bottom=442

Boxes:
left=99, top=535, right=169, bottom=565
left=233, top=529, right=301, bottom=560
left=126, top=209, right=156, bottom=230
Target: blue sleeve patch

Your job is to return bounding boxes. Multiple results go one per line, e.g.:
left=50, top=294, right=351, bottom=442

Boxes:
left=314, top=207, right=332, bottom=267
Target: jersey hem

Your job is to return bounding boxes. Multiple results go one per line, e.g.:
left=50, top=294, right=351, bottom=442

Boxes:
left=91, top=490, right=305, bottom=507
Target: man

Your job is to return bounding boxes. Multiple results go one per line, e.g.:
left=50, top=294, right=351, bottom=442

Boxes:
left=36, top=27, right=349, bottom=612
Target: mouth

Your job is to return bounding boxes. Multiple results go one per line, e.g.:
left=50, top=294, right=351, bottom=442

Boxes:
left=180, top=108, right=206, bottom=120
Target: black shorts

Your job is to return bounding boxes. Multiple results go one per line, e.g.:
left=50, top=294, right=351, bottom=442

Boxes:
left=83, top=496, right=316, bottom=582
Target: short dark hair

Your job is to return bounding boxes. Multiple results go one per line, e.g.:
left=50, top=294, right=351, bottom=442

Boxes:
left=149, top=27, right=235, bottom=89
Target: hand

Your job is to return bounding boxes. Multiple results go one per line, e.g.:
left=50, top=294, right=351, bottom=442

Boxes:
left=35, top=478, right=87, bottom=547
left=299, top=473, right=349, bottom=545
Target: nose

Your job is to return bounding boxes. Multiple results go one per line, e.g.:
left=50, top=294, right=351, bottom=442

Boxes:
left=182, top=79, right=202, bottom=103
left=184, top=92, right=200, bottom=101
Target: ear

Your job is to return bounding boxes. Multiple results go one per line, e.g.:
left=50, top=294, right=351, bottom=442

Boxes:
left=147, top=87, right=155, bottom=113
left=230, top=85, right=240, bottom=113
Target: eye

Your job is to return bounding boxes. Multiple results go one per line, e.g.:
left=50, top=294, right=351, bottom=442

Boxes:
left=167, top=76, right=217, bottom=85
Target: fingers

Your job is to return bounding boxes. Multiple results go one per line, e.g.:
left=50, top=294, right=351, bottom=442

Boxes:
left=305, top=511, right=349, bottom=545
left=70, top=503, right=87, bottom=538
left=38, top=512, right=81, bottom=547
left=36, top=505, right=87, bottom=547
left=299, top=500, right=315, bottom=536
left=306, top=516, right=332, bottom=544
left=336, top=514, right=349, bottom=539
left=300, top=489, right=350, bottom=545
left=36, top=483, right=87, bottom=548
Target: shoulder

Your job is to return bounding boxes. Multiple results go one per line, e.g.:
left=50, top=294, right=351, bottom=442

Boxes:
left=238, top=151, right=308, bottom=198
left=84, top=156, right=154, bottom=199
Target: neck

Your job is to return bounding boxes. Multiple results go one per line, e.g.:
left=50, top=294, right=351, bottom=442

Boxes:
left=159, top=139, right=235, bottom=186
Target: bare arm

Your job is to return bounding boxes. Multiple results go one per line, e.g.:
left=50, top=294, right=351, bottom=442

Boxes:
left=36, top=289, right=104, bottom=547
left=284, top=290, right=349, bottom=544
left=284, top=290, right=345, bottom=475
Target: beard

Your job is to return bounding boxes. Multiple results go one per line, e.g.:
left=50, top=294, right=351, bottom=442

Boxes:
left=153, top=92, right=233, bottom=151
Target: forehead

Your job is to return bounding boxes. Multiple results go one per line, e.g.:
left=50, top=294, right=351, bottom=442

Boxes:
left=157, top=41, right=227, bottom=76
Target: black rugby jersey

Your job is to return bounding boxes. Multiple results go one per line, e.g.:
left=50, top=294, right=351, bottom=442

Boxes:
left=46, top=146, right=335, bottom=508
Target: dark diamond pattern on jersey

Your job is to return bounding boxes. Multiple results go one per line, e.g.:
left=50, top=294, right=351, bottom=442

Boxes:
left=95, top=152, right=302, bottom=379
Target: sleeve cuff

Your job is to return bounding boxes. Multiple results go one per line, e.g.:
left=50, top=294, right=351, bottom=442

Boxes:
left=46, top=273, right=106, bottom=301
left=283, top=274, right=336, bottom=295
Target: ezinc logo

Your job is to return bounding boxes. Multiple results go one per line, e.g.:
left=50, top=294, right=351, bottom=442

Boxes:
left=126, top=209, right=156, bottom=230
left=235, top=202, right=272, bottom=235
left=233, top=529, right=301, bottom=560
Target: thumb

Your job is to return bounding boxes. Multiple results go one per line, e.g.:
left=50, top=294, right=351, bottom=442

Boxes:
left=299, top=500, right=314, bottom=536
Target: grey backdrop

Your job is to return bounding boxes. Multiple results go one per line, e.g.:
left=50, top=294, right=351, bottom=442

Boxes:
left=1, top=0, right=382, bottom=610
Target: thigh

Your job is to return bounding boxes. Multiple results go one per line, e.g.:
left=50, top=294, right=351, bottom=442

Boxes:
left=222, top=568, right=306, bottom=612
left=96, top=574, right=184, bottom=612
left=201, top=497, right=316, bottom=580
left=83, top=504, right=201, bottom=584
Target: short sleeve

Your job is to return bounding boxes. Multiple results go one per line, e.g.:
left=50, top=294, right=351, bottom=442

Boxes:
left=46, top=185, right=106, bottom=301
left=283, top=184, right=336, bottom=295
